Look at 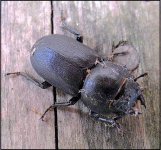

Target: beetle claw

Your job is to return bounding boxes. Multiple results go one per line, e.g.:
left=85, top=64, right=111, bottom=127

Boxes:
left=39, top=116, right=45, bottom=121
left=5, top=72, right=21, bottom=76
left=116, top=123, right=123, bottom=134
left=79, top=89, right=86, bottom=93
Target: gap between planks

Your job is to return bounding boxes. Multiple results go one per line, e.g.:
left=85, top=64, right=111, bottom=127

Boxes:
left=50, top=1, right=59, bottom=149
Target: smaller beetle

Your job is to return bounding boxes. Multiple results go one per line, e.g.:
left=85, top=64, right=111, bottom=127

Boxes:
left=6, top=22, right=147, bottom=129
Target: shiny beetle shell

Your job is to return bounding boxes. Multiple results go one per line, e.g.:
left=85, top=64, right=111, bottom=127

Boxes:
left=81, top=61, right=132, bottom=115
left=30, top=34, right=100, bottom=96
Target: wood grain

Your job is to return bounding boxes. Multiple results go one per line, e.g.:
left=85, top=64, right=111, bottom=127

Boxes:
left=53, top=1, right=159, bottom=149
left=1, top=1, right=55, bottom=149
left=2, top=1, right=159, bottom=149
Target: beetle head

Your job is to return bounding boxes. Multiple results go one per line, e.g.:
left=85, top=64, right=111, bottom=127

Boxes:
left=113, top=77, right=146, bottom=116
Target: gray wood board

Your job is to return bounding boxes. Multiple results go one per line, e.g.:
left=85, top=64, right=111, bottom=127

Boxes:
left=53, top=1, right=159, bottom=149
left=1, top=1, right=159, bottom=149
left=1, top=1, right=55, bottom=149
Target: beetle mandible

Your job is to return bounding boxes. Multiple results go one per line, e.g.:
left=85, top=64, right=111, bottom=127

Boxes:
left=6, top=22, right=147, bottom=129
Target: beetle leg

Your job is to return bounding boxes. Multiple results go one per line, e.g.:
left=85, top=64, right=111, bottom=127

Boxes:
left=95, top=58, right=107, bottom=68
left=40, top=93, right=81, bottom=120
left=134, top=72, right=148, bottom=81
left=61, top=22, right=83, bottom=43
left=107, top=40, right=129, bottom=61
left=108, top=51, right=129, bottom=61
left=138, top=94, right=146, bottom=108
left=89, top=111, right=121, bottom=129
left=112, top=40, right=128, bottom=51
left=113, top=115, right=125, bottom=121
left=109, top=40, right=141, bottom=72
left=5, top=72, right=52, bottom=89
left=108, top=40, right=129, bottom=61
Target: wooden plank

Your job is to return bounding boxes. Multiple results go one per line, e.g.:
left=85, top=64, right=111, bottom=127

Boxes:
left=53, top=1, right=159, bottom=149
left=1, top=1, right=55, bottom=149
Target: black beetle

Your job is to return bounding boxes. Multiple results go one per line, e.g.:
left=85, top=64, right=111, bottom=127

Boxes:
left=6, top=22, right=147, bottom=129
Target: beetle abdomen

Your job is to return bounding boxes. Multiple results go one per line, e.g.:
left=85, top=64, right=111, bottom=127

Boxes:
left=31, top=46, right=84, bottom=95
left=30, top=34, right=100, bottom=96
left=32, top=34, right=99, bottom=68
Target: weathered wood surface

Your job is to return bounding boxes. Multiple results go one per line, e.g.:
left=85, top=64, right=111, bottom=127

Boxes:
left=2, top=1, right=159, bottom=149
left=2, top=1, right=55, bottom=149
left=53, top=1, right=159, bottom=149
